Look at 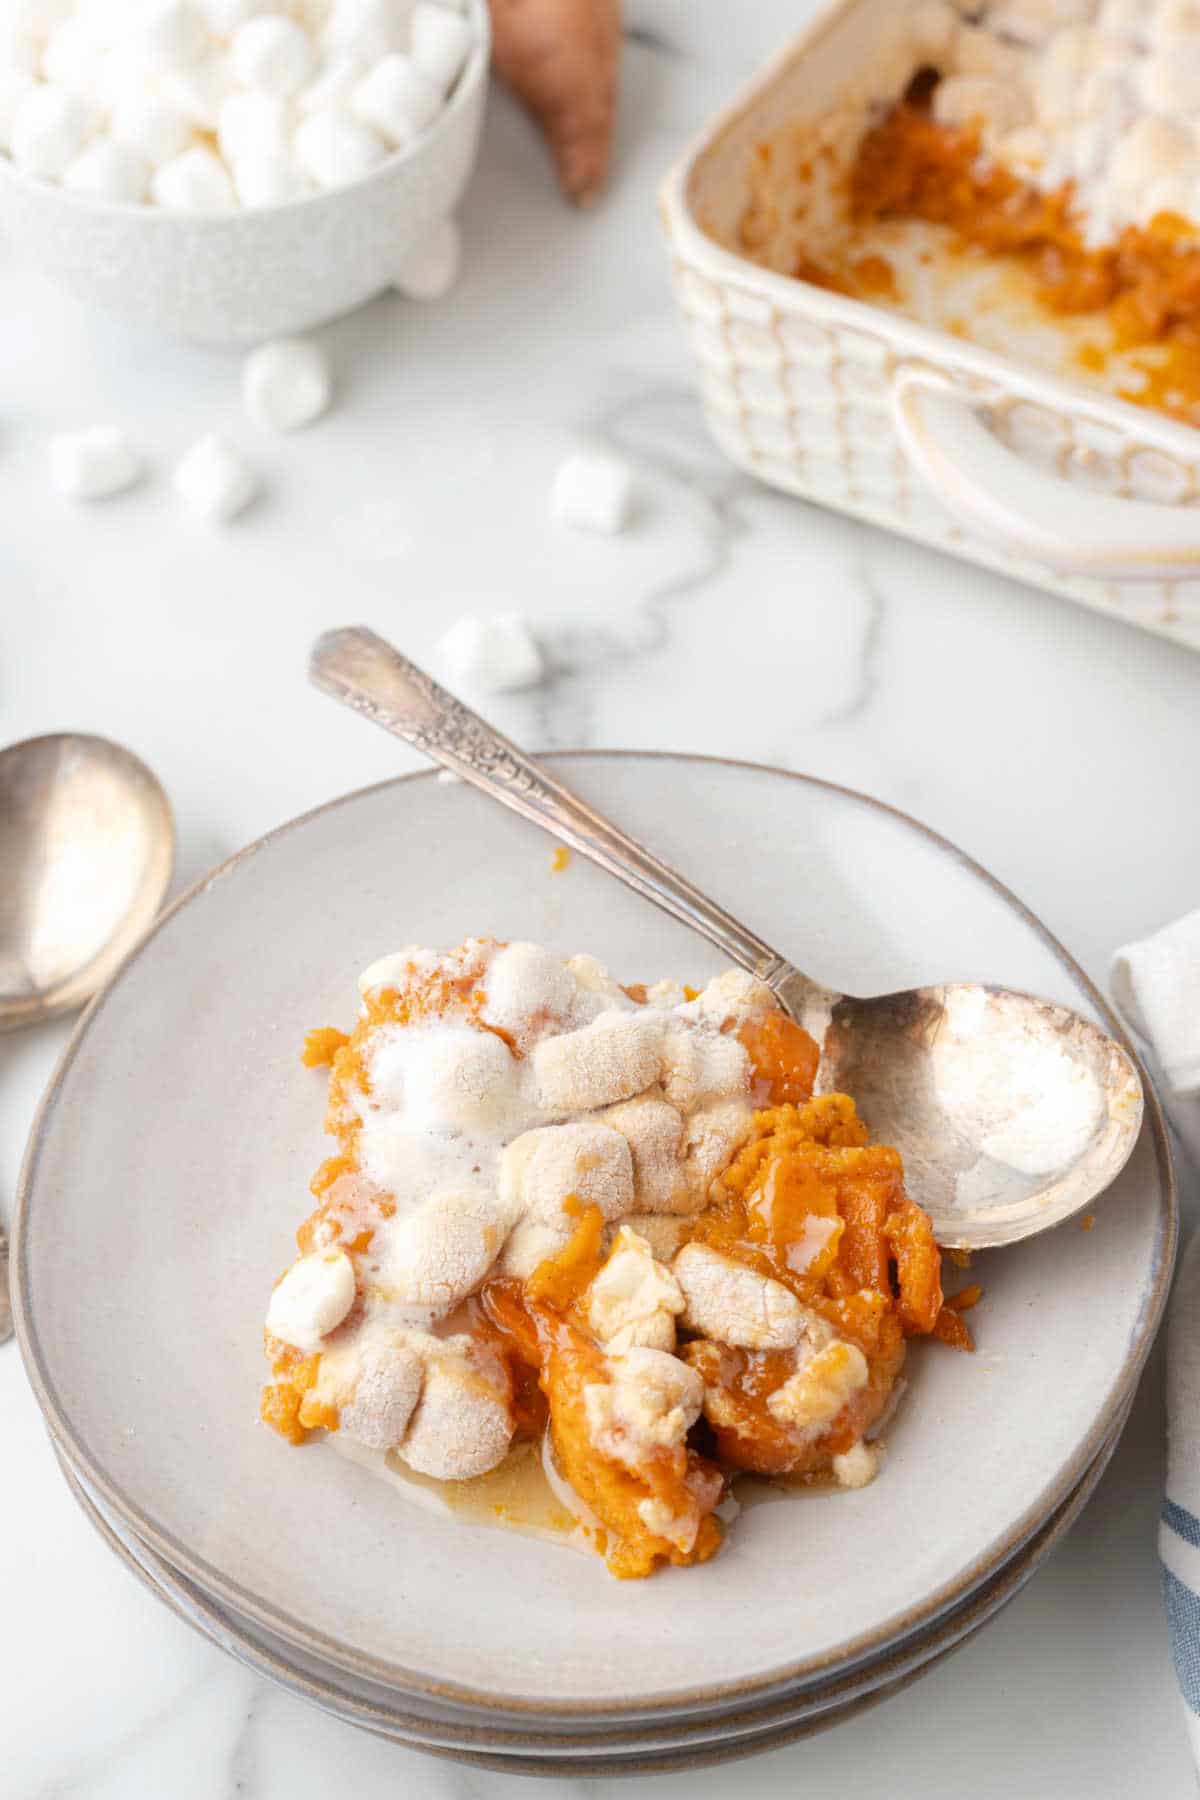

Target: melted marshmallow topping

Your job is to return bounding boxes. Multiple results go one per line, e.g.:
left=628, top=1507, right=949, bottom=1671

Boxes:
left=270, top=942, right=771, bottom=1472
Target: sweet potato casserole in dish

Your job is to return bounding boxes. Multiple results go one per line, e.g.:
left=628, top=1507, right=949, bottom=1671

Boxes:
left=735, top=0, right=1200, bottom=426
left=262, top=940, right=974, bottom=1579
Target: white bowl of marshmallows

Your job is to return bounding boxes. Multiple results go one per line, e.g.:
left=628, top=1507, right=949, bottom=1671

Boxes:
left=0, top=0, right=489, bottom=342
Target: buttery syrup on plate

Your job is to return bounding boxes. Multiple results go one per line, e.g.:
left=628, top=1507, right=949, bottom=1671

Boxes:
left=332, top=1430, right=870, bottom=1553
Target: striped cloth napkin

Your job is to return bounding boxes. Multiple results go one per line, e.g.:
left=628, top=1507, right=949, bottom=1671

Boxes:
left=1112, top=908, right=1200, bottom=1766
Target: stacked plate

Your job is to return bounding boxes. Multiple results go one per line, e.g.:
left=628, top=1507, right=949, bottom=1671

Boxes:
left=13, top=755, right=1176, bottom=1774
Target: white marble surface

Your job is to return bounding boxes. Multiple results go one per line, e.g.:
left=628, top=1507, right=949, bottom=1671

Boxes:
left=3, top=2, right=1199, bottom=1794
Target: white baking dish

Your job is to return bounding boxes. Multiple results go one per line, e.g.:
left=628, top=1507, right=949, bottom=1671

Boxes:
left=660, top=0, right=1200, bottom=651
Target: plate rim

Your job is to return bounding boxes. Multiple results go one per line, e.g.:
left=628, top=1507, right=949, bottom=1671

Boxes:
left=12, top=749, right=1179, bottom=1717
left=52, top=1384, right=1129, bottom=1753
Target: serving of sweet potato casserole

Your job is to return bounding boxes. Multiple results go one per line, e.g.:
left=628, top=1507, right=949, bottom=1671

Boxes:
left=261, top=939, right=973, bottom=1579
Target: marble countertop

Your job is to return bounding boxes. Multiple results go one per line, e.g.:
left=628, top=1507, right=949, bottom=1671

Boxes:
left=3, top=3, right=1199, bottom=1794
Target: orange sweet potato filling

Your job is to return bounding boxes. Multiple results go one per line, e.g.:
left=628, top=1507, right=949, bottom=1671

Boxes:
left=841, top=98, right=1200, bottom=424
left=263, top=960, right=975, bottom=1581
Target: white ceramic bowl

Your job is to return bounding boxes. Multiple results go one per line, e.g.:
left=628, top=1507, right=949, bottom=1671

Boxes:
left=0, top=0, right=489, bottom=345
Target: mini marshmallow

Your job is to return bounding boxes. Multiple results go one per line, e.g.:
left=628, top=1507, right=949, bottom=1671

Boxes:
left=10, top=83, right=95, bottom=179
left=932, top=74, right=1031, bottom=135
left=232, top=151, right=314, bottom=204
left=587, top=1228, right=684, bottom=1354
left=370, top=1023, right=518, bottom=1132
left=351, top=51, right=440, bottom=145
left=601, top=1096, right=688, bottom=1213
left=334, top=1340, right=424, bottom=1449
left=42, top=19, right=105, bottom=93
left=266, top=1248, right=357, bottom=1350
left=499, top=1214, right=573, bottom=1278
left=397, top=1342, right=513, bottom=1480
left=481, top=941, right=580, bottom=1045
left=767, top=1341, right=869, bottom=1432
left=163, top=51, right=229, bottom=127
left=110, top=90, right=195, bottom=165
left=136, top=0, right=209, bottom=72
left=0, top=68, right=36, bottom=151
left=173, top=432, right=259, bottom=520
left=323, top=0, right=413, bottom=63
left=231, top=13, right=316, bottom=96
left=298, top=50, right=364, bottom=113
left=217, top=88, right=289, bottom=164
left=499, top=1121, right=635, bottom=1223
left=200, top=0, right=275, bottom=32
left=385, top=1189, right=512, bottom=1309
left=551, top=451, right=635, bottom=535
left=437, top=612, right=544, bottom=693
left=392, top=214, right=460, bottom=297
left=410, top=1, right=472, bottom=90
left=682, top=1097, right=753, bottom=1197
left=532, top=1010, right=665, bottom=1113
left=11, top=0, right=73, bottom=36
left=63, top=138, right=151, bottom=203
left=151, top=142, right=237, bottom=208
left=293, top=104, right=386, bottom=186
left=673, top=1243, right=809, bottom=1351
left=0, top=24, right=41, bottom=77
left=242, top=336, right=332, bottom=430
left=49, top=426, right=143, bottom=500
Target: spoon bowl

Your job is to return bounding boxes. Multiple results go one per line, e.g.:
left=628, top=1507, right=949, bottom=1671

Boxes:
left=0, top=733, right=175, bottom=1032
left=308, top=627, right=1143, bottom=1250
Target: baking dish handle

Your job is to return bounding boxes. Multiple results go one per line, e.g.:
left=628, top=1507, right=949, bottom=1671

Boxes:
left=890, top=368, right=1200, bottom=582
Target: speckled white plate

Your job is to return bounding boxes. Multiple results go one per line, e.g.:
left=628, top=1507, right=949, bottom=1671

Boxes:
left=51, top=1390, right=1131, bottom=1763
left=13, top=753, right=1175, bottom=1718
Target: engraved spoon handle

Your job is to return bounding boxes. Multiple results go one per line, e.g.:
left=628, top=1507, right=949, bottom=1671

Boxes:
left=310, top=627, right=798, bottom=985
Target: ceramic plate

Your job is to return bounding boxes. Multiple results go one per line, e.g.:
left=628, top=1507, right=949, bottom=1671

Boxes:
left=56, top=1396, right=1128, bottom=1768
left=14, top=754, right=1175, bottom=1715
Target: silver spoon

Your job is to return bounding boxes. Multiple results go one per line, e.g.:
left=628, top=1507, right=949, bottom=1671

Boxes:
left=310, top=627, right=1144, bottom=1253
left=0, top=733, right=174, bottom=1340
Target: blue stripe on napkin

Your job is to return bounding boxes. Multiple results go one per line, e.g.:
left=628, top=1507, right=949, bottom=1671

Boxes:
left=1165, top=1499, right=1200, bottom=1552
left=1162, top=1565, right=1200, bottom=1714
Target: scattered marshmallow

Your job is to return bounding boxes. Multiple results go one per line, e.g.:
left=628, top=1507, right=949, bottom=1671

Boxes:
left=10, top=84, right=95, bottom=179
left=392, top=214, right=460, bottom=297
left=438, top=611, right=544, bottom=694
left=49, top=425, right=143, bottom=500
left=551, top=450, right=636, bottom=535
left=410, top=1, right=473, bottom=91
left=294, top=104, right=386, bottom=186
left=173, top=432, right=259, bottom=521
left=231, top=13, right=316, bottom=96
left=351, top=51, right=440, bottom=146
left=242, top=337, right=333, bottom=430
left=151, top=142, right=236, bottom=208
left=63, top=137, right=150, bottom=202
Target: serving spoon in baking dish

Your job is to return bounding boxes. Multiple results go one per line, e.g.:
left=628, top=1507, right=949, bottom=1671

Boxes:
left=0, top=733, right=174, bottom=1342
left=310, top=626, right=1143, bottom=1252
